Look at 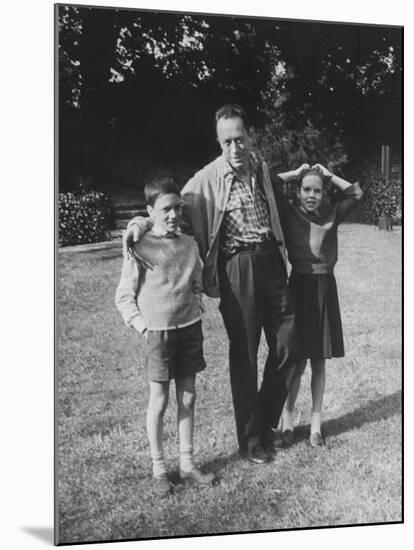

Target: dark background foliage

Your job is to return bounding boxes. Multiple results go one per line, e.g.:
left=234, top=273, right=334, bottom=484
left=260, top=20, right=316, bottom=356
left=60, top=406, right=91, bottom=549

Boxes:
left=58, top=4, right=402, bottom=241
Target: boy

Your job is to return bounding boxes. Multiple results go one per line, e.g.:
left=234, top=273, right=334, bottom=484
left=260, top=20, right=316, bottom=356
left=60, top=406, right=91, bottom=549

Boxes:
left=115, top=177, right=215, bottom=498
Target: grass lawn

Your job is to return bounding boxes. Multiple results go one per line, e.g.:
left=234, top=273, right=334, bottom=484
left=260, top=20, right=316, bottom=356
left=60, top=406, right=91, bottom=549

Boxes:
left=56, top=224, right=402, bottom=544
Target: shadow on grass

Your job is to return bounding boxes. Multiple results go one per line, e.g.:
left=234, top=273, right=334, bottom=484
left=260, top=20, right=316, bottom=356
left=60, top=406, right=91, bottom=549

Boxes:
left=167, top=451, right=243, bottom=483
left=200, top=390, right=401, bottom=471
left=293, top=389, right=402, bottom=443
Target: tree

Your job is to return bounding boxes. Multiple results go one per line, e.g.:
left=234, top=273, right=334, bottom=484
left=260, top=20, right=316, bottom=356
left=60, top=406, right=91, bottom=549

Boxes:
left=267, top=21, right=402, bottom=158
left=57, top=6, right=402, bottom=191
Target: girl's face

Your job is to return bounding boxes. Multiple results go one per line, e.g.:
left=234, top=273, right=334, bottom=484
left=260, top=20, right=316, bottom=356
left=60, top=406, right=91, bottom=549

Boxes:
left=299, top=174, right=324, bottom=214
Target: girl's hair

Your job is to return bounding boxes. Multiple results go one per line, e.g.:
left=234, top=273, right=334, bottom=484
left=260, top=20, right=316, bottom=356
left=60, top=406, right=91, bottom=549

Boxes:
left=293, top=166, right=337, bottom=214
left=298, top=166, right=325, bottom=188
left=144, top=176, right=180, bottom=207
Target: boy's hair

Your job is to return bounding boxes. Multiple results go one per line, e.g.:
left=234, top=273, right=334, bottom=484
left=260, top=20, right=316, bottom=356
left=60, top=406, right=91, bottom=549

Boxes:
left=215, top=103, right=250, bottom=131
left=144, top=176, right=181, bottom=207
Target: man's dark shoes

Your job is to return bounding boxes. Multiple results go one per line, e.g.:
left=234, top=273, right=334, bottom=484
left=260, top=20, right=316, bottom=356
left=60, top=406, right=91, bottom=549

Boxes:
left=242, top=445, right=273, bottom=464
left=265, top=430, right=284, bottom=451
left=282, top=429, right=295, bottom=447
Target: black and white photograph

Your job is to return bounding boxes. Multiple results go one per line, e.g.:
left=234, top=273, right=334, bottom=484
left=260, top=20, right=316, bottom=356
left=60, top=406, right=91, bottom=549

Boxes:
left=55, top=1, right=403, bottom=545
left=53, top=2, right=404, bottom=545
left=2, top=1, right=408, bottom=549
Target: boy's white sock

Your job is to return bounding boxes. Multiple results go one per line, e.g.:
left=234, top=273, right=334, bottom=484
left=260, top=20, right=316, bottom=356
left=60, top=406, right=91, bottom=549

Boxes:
left=283, top=410, right=295, bottom=432
left=311, top=411, right=322, bottom=434
left=151, top=451, right=167, bottom=478
left=179, top=446, right=194, bottom=473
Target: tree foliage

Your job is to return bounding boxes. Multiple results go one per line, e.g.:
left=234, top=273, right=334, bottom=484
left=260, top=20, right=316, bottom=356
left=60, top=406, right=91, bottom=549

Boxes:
left=267, top=22, right=402, bottom=158
left=57, top=5, right=402, bottom=192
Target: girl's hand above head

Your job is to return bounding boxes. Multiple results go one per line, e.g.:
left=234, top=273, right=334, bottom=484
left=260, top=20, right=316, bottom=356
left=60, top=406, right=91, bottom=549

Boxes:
left=312, top=163, right=332, bottom=178
left=294, top=163, right=310, bottom=178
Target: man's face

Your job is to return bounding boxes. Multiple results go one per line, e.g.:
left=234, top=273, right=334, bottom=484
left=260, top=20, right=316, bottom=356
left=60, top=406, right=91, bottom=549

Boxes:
left=147, top=193, right=182, bottom=234
left=216, top=116, right=251, bottom=173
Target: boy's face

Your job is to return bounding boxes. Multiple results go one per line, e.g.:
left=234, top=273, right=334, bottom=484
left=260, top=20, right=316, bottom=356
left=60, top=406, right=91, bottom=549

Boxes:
left=298, top=175, right=324, bottom=213
left=147, top=193, right=182, bottom=234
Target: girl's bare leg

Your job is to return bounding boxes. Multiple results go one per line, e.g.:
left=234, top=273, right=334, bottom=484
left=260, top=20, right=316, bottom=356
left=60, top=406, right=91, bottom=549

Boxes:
left=283, top=359, right=307, bottom=430
left=310, top=358, right=326, bottom=434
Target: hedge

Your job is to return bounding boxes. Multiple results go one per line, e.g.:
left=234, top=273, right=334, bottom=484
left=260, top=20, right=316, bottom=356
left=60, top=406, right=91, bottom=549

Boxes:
left=357, top=159, right=402, bottom=225
left=59, top=190, right=115, bottom=246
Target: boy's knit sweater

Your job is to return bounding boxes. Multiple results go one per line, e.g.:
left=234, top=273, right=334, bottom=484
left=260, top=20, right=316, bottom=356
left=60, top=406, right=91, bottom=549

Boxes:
left=115, top=229, right=203, bottom=333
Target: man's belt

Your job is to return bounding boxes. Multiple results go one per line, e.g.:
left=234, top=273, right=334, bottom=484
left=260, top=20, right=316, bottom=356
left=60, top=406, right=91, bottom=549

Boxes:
left=223, top=237, right=282, bottom=258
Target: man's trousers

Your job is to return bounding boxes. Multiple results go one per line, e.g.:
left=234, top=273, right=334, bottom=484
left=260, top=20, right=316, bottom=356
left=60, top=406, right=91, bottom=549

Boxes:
left=218, top=242, right=298, bottom=451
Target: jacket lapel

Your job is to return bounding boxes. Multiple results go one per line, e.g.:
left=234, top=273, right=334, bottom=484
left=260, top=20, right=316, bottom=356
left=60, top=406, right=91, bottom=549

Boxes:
left=261, top=163, right=288, bottom=266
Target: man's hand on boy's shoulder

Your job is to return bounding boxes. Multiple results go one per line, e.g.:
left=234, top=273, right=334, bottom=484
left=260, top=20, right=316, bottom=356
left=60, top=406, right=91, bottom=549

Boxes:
left=122, top=216, right=154, bottom=258
left=129, top=248, right=154, bottom=271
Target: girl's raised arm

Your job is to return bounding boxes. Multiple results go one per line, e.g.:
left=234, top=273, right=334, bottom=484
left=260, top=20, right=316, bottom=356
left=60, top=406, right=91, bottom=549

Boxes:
left=312, top=163, right=352, bottom=191
left=277, top=163, right=310, bottom=182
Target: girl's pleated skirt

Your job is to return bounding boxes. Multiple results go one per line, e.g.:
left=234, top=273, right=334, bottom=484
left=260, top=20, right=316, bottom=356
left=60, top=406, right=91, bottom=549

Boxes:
left=289, top=271, right=345, bottom=359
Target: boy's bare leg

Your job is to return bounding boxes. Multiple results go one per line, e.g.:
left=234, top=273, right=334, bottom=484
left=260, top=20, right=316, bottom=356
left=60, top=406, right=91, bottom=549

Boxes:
left=147, top=380, right=170, bottom=477
left=176, top=374, right=215, bottom=485
left=175, top=375, right=196, bottom=473
left=283, top=359, right=307, bottom=431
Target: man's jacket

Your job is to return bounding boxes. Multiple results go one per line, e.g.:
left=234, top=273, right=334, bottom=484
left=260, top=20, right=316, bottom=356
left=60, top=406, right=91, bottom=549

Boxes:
left=181, top=155, right=287, bottom=298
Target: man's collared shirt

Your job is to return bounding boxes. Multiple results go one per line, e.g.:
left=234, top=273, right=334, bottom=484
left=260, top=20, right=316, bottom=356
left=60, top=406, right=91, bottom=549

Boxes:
left=220, top=154, right=273, bottom=256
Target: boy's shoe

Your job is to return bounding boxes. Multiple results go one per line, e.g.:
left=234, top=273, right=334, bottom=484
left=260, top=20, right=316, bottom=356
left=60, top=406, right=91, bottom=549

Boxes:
left=153, top=473, right=173, bottom=498
left=282, top=429, right=295, bottom=447
left=309, top=432, right=324, bottom=448
left=179, top=467, right=215, bottom=486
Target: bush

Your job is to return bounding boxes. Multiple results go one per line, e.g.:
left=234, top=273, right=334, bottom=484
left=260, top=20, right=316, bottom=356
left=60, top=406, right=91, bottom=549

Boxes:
left=59, top=190, right=115, bottom=246
left=251, top=119, right=348, bottom=178
left=356, top=157, right=402, bottom=225
left=251, top=119, right=352, bottom=213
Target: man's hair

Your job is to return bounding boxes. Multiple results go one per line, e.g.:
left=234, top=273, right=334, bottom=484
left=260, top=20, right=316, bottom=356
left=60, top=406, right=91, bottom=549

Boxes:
left=215, top=103, right=250, bottom=130
left=144, top=176, right=181, bottom=207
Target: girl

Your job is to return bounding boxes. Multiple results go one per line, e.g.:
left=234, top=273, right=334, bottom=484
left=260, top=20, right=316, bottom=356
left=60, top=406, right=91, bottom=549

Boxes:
left=277, top=163, right=363, bottom=447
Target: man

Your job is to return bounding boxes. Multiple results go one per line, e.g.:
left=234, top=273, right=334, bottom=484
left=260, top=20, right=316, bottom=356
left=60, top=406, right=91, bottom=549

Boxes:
left=125, top=104, right=298, bottom=464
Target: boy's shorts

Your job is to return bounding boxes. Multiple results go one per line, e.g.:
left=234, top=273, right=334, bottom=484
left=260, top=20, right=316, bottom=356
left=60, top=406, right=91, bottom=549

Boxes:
left=145, top=320, right=206, bottom=382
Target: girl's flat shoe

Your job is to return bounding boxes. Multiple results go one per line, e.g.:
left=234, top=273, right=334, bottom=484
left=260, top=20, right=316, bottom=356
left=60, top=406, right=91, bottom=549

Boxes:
left=309, top=432, right=324, bottom=448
